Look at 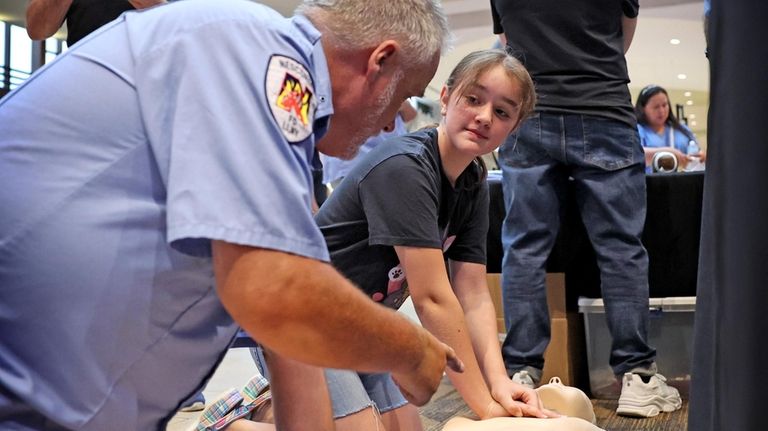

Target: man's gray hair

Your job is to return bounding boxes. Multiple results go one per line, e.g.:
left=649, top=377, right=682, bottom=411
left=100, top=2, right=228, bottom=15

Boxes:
left=297, top=0, right=452, bottom=60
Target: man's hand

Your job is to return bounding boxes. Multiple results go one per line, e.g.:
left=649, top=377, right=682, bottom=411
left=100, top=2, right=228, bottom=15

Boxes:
left=490, top=379, right=559, bottom=418
left=391, top=327, right=464, bottom=406
left=127, top=0, right=165, bottom=10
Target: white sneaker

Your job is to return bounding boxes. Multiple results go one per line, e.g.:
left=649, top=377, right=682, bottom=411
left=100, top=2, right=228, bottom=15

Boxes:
left=511, top=370, right=535, bottom=389
left=617, top=373, right=682, bottom=417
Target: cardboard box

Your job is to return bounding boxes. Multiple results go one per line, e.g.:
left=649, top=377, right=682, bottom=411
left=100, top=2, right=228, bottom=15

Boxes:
left=486, top=273, right=506, bottom=334
left=486, top=273, right=587, bottom=388
left=541, top=313, right=586, bottom=388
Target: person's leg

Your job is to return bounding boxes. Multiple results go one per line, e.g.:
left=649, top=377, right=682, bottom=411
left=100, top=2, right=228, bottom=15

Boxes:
left=359, top=372, right=421, bottom=431
left=325, top=370, right=386, bottom=431
left=227, top=420, right=276, bottom=431
left=568, top=115, right=656, bottom=375
left=262, top=349, right=334, bottom=431
left=499, top=113, right=568, bottom=384
left=179, top=390, right=206, bottom=412
left=380, top=404, right=422, bottom=431
left=569, top=115, right=679, bottom=417
left=252, top=347, right=385, bottom=430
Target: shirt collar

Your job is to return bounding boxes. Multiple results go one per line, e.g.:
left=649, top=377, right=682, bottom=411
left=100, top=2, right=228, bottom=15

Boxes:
left=292, top=14, right=333, bottom=140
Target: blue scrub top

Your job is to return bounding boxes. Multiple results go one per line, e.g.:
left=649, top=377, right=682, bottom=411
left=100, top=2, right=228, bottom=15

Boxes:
left=0, top=0, right=332, bottom=429
left=637, top=123, right=695, bottom=154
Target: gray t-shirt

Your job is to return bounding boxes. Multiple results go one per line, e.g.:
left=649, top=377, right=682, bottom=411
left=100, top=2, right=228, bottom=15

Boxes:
left=315, top=128, right=488, bottom=309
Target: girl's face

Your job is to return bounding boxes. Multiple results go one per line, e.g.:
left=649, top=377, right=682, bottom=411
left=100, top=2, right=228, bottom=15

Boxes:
left=643, top=92, right=670, bottom=130
left=440, top=65, right=523, bottom=157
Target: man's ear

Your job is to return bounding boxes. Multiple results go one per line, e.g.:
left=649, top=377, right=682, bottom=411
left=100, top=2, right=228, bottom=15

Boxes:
left=366, top=40, right=400, bottom=80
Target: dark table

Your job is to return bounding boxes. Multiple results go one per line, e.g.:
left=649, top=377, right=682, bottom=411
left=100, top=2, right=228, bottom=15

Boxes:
left=486, top=171, right=704, bottom=305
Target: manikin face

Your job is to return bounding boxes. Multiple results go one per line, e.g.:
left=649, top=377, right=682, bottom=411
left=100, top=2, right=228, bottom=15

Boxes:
left=643, top=92, right=671, bottom=130
left=318, top=54, right=440, bottom=160
left=440, top=65, right=523, bottom=158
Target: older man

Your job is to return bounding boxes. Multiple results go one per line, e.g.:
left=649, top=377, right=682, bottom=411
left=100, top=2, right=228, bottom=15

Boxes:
left=0, top=0, right=458, bottom=429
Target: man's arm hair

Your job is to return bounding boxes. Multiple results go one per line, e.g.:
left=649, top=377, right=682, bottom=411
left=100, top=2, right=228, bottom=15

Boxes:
left=212, top=241, right=462, bottom=405
left=26, top=0, right=73, bottom=40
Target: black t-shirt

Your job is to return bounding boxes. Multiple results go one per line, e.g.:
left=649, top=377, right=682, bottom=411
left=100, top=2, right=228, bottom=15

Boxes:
left=315, top=128, right=489, bottom=309
left=491, top=0, right=639, bottom=127
left=66, top=0, right=135, bottom=46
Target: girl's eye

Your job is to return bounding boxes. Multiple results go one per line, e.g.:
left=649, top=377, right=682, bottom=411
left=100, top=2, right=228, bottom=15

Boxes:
left=465, top=95, right=480, bottom=105
left=496, top=109, right=510, bottom=118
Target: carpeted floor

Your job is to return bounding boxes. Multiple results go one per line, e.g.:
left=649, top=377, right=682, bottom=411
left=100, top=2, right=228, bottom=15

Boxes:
left=418, top=376, right=689, bottom=431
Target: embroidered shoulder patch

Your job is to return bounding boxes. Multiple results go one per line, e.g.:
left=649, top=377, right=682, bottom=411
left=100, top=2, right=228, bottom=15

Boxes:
left=266, top=55, right=317, bottom=143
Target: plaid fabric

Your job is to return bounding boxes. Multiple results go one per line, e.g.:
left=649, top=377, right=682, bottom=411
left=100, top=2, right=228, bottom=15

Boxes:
left=194, top=388, right=243, bottom=431
left=193, top=372, right=272, bottom=431
left=240, top=373, right=269, bottom=404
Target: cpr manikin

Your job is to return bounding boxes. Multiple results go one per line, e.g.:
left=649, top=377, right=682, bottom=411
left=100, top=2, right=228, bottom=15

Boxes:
left=444, top=378, right=603, bottom=431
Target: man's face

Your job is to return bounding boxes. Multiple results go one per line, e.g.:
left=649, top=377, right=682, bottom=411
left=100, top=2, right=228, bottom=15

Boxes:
left=317, top=54, right=439, bottom=159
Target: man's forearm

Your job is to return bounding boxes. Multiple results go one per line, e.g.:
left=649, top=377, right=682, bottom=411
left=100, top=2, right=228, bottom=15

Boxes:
left=26, top=0, right=73, bottom=39
left=213, top=243, right=430, bottom=375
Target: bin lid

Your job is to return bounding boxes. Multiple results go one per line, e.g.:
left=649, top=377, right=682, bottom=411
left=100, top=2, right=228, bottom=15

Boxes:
left=578, top=297, right=695, bottom=313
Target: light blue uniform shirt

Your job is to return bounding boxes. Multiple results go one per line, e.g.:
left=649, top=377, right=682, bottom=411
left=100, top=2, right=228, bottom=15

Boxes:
left=0, top=0, right=332, bottom=429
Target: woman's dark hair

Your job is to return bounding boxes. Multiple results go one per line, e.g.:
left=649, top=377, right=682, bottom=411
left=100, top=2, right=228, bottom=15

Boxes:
left=634, top=84, right=695, bottom=141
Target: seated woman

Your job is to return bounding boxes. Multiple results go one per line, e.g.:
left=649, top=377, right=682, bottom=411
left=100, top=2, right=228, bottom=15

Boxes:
left=635, top=84, right=706, bottom=171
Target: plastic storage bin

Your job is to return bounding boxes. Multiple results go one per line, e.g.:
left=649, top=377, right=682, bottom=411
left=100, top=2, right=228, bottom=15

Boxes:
left=578, top=296, right=695, bottom=398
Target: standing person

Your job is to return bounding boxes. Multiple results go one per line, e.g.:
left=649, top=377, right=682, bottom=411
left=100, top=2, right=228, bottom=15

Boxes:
left=689, top=2, right=768, bottom=430
left=0, top=1, right=460, bottom=430
left=635, top=84, right=705, bottom=171
left=491, top=0, right=682, bottom=417
left=239, top=49, right=551, bottom=431
left=26, top=0, right=166, bottom=46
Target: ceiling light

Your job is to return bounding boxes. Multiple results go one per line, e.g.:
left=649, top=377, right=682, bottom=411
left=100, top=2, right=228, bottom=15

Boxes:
left=684, top=91, right=692, bottom=97
left=686, top=100, right=694, bottom=105
left=677, top=74, right=687, bottom=80
left=670, top=38, right=681, bottom=45
left=689, top=114, right=696, bottom=119
left=691, top=121, right=698, bottom=126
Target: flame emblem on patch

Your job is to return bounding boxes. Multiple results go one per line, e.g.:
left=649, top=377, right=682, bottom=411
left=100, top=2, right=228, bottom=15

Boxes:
left=266, top=55, right=316, bottom=143
left=276, top=74, right=313, bottom=126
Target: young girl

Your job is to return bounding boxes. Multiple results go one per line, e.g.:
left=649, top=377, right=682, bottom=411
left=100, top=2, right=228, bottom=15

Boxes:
left=309, top=48, right=545, bottom=430
left=200, top=49, right=548, bottom=431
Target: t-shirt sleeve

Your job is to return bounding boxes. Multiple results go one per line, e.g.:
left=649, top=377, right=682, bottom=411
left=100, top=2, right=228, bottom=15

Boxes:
left=359, top=155, right=443, bottom=249
left=133, top=19, right=328, bottom=261
left=623, top=0, right=639, bottom=18
left=445, top=181, right=489, bottom=265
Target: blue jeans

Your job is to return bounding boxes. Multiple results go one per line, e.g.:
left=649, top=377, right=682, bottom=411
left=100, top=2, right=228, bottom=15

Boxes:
left=499, top=113, right=656, bottom=380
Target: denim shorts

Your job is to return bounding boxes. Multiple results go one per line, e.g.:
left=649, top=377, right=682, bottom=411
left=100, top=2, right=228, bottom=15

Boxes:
left=250, top=348, right=408, bottom=418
